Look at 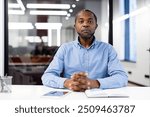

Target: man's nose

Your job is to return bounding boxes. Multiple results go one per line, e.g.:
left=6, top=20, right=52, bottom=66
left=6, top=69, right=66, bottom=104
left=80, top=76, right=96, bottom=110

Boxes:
left=83, top=21, right=89, bottom=27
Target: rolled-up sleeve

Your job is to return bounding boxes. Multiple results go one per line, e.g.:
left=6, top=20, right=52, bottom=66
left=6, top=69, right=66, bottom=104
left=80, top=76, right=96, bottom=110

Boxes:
left=98, top=45, right=128, bottom=89
left=41, top=45, right=67, bottom=88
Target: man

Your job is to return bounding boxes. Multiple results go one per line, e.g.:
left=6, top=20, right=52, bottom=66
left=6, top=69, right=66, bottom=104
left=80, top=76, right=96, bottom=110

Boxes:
left=42, top=9, right=128, bottom=92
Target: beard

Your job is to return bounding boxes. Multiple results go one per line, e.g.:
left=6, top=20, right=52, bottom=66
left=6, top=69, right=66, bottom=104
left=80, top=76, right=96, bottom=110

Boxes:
left=77, top=31, right=95, bottom=40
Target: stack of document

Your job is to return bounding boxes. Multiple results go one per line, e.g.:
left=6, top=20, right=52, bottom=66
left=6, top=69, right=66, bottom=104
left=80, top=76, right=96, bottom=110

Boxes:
left=85, top=88, right=129, bottom=98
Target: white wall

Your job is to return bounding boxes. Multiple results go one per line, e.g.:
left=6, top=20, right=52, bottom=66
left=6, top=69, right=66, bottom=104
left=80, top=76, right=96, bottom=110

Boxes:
left=0, top=0, right=4, bottom=76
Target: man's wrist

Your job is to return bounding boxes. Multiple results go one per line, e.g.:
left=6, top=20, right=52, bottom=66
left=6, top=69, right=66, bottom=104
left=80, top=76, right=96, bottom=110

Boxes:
left=63, top=78, right=70, bottom=88
left=63, top=79, right=68, bottom=88
left=91, top=80, right=100, bottom=88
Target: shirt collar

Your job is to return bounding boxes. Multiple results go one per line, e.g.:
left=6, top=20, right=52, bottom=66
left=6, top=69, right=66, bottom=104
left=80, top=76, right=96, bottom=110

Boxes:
left=74, top=36, right=97, bottom=49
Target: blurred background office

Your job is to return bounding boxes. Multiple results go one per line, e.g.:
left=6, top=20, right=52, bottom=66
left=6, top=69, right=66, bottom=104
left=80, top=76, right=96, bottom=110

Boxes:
left=0, top=0, right=150, bottom=86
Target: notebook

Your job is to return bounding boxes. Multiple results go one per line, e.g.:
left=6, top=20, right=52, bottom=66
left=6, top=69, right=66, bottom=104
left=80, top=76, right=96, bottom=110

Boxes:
left=85, top=88, right=129, bottom=98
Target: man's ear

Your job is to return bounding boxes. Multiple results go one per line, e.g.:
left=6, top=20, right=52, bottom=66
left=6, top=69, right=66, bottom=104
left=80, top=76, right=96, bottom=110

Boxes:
left=95, top=24, right=98, bottom=29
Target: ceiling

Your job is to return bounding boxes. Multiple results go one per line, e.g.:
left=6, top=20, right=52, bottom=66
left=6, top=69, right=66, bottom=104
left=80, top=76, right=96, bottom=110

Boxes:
left=8, top=0, right=86, bottom=17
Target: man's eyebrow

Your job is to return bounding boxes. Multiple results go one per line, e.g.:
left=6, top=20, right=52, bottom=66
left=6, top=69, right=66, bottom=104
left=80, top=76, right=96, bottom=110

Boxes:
left=76, top=18, right=84, bottom=21
left=78, top=18, right=94, bottom=20
left=88, top=18, right=94, bottom=20
left=78, top=18, right=84, bottom=20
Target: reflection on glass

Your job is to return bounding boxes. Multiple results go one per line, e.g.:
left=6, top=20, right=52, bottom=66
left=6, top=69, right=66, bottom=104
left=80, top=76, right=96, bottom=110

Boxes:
left=8, top=0, right=104, bottom=85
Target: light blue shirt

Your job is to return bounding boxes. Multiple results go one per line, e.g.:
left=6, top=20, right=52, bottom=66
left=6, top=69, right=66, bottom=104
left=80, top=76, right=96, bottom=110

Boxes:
left=42, top=38, right=128, bottom=89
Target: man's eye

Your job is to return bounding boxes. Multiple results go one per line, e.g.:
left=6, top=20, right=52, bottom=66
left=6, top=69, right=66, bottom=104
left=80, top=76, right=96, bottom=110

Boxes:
left=79, top=20, right=84, bottom=23
left=88, top=20, right=93, bottom=24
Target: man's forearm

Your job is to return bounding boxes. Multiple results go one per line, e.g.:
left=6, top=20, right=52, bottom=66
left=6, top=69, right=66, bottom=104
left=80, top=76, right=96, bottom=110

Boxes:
left=89, top=79, right=100, bottom=89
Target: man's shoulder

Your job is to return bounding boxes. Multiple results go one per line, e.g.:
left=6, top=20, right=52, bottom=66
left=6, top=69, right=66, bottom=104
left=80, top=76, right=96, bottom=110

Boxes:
left=95, top=40, right=112, bottom=48
left=58, top=41, right=76, bottom=52
left=60, top=40, right=76, bottom=48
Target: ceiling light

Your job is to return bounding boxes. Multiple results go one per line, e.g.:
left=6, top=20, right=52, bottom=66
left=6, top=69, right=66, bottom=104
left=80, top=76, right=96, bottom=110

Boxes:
left=41, top=36, right=48, bottom=43
left=27, top=4, right=70, bottom=9
left=72, top=4, right=76, bottom=8
left=30, top=10, right=68, bottom=16
left=67, top=13, right=71, bottom=17
left=69, top=9, right=73, bottom=13
left=65, top=17, right=69, bottom=20
left=17, top=0, right=25, bottom=11
left=8, top=3, right=20, bottom=8
left=8, top=0, right=25, bottom=15
left=25, top=36, right=41, bottom=43
left=35, top=23, right=62, bottom=29
left=8, top=10, right=25, bottom=15
left=9, top=22, right=34, bottom=29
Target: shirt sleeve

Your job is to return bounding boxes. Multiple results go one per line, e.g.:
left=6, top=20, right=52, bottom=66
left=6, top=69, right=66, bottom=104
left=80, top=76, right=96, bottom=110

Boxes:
left=97, top=45, right=128, bottom=89
left=41, top=45, right=67, bottom=88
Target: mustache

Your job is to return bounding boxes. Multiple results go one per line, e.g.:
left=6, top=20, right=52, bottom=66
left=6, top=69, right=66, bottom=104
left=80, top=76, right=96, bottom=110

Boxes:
left=81, top=29, right=91, bottom=32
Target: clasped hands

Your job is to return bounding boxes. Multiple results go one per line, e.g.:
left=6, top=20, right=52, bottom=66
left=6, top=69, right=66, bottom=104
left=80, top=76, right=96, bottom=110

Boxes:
left=64, top=72, right=100, bottom=92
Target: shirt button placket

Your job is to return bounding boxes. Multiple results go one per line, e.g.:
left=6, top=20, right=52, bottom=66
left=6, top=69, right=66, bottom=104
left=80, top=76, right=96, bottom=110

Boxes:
left=84, top=49, right=89, bottom=72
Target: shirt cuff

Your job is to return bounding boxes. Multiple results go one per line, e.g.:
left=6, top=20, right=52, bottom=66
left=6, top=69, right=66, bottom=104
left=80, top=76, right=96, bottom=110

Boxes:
left=58, top=77, right=68, bottom=88
left=97, top=78, right=109, bottom=89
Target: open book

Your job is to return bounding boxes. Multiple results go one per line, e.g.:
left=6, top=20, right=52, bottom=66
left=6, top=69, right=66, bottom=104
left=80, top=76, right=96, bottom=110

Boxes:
left=85, top=88, right=129, bottom=98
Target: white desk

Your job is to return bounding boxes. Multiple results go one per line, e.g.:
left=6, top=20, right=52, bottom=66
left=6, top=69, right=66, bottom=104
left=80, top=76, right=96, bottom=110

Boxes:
left=0, top=85, right=150, bottom=100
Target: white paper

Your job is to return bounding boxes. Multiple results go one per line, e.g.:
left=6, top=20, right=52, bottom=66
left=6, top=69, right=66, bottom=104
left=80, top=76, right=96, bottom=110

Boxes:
left=85, top=88, right=129, bottom=98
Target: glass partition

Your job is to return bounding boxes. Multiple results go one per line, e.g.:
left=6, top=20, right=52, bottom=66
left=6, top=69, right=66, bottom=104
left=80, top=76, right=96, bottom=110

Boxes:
left=7, top=0, right=108, bottom=85
left=7, top=0, right=150, bottom=86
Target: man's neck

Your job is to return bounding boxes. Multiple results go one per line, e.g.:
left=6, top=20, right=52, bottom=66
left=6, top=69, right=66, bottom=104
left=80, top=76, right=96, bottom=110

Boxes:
left=79, top=37, right=94, bottom=48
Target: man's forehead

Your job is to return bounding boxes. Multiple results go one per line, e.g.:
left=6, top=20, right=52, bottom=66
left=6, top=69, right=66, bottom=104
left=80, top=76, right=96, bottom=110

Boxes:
left=76, top=11, right=95, bottom=19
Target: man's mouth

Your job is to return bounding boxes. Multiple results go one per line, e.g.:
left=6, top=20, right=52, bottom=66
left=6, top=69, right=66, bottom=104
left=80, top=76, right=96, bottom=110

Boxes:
left=81, top=29, right=90, bottom=33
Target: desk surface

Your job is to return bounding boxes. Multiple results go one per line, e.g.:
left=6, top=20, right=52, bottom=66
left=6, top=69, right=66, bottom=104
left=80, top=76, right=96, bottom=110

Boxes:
left=0, top=85, right=150, bottom=100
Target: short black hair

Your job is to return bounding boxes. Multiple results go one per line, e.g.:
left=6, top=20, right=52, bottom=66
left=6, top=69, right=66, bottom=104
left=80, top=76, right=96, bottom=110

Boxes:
left=75, top=9, right=97, bottom=23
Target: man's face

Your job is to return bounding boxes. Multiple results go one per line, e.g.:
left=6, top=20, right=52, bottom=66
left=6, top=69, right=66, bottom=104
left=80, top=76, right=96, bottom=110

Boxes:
left=74, top=11, right=97, bottom=40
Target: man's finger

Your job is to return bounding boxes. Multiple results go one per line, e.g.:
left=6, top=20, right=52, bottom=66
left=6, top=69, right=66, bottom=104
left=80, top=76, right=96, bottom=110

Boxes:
left=71, top=72, right=88, bottom=80
left=77, top=78, right=87, bottom=84
left=78, top=72, right=88, bottom=77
